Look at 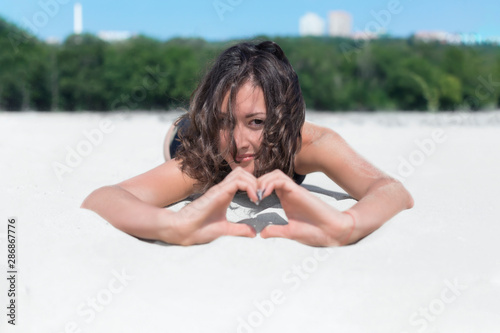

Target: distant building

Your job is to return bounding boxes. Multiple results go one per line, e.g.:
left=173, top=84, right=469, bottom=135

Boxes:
left=413, top=31, right=449, bottom=43
left=97, top=31, right=134, bottom=42
left=328, top=11, right=352, bottom=37
left=485, top=36, right=500, bottom=45
left=74, top=3, right=83, bottom=35
left=414, top=31, right=500, bottom=45
left=299, top=12, right=325, bottom=36
left=45, top=37, right=61, bottom=45
left=351, top=31, right=378, bottom=41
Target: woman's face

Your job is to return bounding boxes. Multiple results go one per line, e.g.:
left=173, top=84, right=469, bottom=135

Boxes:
left=219, top=82, right=266, bottom=175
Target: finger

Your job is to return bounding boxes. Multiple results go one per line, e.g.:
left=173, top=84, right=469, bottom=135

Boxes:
left=224, top=222, right=257, bottom=238
left=256, top=170, right=284, bottom=187
left=260, top=224, right=293, bottom=239
left=259, top=178, right=291, bottom=200
left=228, top=166, right=258, bottom=181
left=257, top=170, right=295, bottom=196
left=219, top=177, right=259, bottom=203
left=235, top=179, right=260, bottom=203
left=228, top=168, right=259, bottom=196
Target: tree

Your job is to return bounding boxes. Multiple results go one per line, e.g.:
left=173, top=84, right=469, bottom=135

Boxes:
left=57, top=34, right=107, bottom=111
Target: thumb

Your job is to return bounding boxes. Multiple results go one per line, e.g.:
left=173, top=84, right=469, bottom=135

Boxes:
left=260, top=224, right=292, bottom=239
left=224, top=222, right=257, bottom=238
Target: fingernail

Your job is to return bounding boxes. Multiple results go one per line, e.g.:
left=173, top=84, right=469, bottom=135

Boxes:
left=257, top=189, right=264, bottom=202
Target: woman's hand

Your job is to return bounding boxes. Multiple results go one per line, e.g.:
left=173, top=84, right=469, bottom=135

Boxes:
left=163, top=167, right=259, bottom=245
left=258, top=170, right=355, bottom=247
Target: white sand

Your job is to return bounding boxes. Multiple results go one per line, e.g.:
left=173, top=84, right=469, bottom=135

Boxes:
left=1, top=110, right=500, bottom=332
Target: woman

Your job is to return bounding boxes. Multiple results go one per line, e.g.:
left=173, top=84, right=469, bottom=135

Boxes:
left=81, top=41, right=413, bottom=247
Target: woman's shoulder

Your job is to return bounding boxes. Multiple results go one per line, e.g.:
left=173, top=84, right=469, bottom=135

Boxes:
left=300, top=121, right=339, bottom=147
left=295, top=121, right=343, bottom=174
left=118, top=158, right=198, bottom=207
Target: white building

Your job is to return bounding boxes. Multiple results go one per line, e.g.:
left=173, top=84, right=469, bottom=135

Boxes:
left=413, top=31, right=449, bottom=43
left=414, top=31, right=499, bottom=45
left=299, top=12, right=325, bottom=36
left=74, top=3, right=83, bottom=35
left=328, top=10, right=352, bottom=37
left=351, top=31, right=378, bottom=41
left=97, top=31, right=134, bottom=42
left=45, top=37, right=61, bottom=45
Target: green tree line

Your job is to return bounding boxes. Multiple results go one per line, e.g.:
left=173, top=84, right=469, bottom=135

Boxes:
left=1, top=16, right=500, bottom=112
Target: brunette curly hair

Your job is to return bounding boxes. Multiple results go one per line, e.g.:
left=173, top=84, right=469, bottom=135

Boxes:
left=174, top=40, right=306, bottom=193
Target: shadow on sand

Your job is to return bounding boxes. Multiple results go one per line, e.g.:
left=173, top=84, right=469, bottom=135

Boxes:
left=137, top=184, right=354, bottom=245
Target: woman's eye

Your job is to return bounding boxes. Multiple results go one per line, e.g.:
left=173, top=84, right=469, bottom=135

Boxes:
left=251, top=119, right=264, bottom=126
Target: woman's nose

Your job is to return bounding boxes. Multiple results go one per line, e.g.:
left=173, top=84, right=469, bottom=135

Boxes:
left=233, top=126, right=250, bottom=149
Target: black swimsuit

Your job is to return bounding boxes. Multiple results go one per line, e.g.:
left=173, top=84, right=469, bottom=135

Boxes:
left=169, top=118, right=306, bottom=185
left=292, top=172, right=306, bottom=185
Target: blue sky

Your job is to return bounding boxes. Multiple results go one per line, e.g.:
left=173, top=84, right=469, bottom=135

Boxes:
left=1, top=0, right=499, bottom=42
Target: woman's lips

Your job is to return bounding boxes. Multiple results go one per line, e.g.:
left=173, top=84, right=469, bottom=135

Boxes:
left=235, top=154, right=255, bottom=162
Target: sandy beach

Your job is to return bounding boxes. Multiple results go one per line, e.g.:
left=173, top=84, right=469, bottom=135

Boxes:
left=1, top=110, right=500, bottom=333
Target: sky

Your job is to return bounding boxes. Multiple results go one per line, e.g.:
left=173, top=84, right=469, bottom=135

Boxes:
left=1, top=0, right=499, bottom=42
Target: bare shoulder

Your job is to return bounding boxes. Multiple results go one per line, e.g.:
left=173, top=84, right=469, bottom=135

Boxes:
left=117, top=158, right=197, bottom=208
left=300, top=121, right=341, bottom=147
left=297, top=121, right=390, bottom=199
left=295, top=121, right=344, bottom=174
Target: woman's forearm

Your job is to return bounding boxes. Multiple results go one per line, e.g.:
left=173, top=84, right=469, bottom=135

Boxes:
left=81, top=185, right=177, bottom=242
left=345, top=179, right=414, bottom=244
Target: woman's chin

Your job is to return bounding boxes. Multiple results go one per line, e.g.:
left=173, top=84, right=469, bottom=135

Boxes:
left=230, top=161, right=254, bottom=174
